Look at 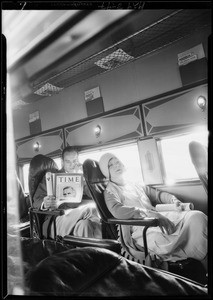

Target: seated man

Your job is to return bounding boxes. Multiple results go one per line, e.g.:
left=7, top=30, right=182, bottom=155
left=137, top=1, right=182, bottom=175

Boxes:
left=58, top=146, right=91, bottom=199
left=33, top=146, right=102, bottom=239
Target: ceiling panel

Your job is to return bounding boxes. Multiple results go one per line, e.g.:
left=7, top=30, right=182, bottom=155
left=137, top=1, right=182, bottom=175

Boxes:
left=32, top=10, right=211, bottom=95
left=2, top=8, right=211, bottom=109
left=3, top=10, right=79, bottom=67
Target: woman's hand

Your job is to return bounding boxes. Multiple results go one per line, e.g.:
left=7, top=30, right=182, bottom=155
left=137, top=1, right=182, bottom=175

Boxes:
left=145, top=209, right=176, bottom=235
left=157, top=214, right=176, bottom=235
left=43, top=195, right=58, bottom=210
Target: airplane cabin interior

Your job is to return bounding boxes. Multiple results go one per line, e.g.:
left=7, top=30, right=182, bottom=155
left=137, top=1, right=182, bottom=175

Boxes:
left=2, top=2, right=211, bottom=297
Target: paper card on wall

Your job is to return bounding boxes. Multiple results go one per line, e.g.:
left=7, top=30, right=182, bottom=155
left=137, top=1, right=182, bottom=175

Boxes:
left=177, top=44, right=205, bottom=66
left=84, top=86, right=101, bottom=102
left=138, top=138, right=163, bottom=185
left=29, top=111, right=40, bottom=123
left=29, top=110, right=42, bottom=135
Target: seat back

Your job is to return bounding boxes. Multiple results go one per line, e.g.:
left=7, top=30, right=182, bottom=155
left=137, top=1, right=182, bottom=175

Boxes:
left=28, top=154, right=59, bottom=206
left=189, top=141, right=208, bottom=194
left=28, top=155, right=59, bottom=239
left=83, top=159, right=118, bottom=239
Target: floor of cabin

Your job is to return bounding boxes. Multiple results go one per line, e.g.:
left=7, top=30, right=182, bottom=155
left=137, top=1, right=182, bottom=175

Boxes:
left=168, top=259, right=207, bottom=285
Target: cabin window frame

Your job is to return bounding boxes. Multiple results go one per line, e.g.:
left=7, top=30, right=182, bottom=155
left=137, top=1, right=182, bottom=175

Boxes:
left=156, top=127, right=208, bottom=186
left=19, top=125, right=208, bottom=194
left=78, top=140, right=144, bottom=185
left=20, top=141, right=144, bottom=193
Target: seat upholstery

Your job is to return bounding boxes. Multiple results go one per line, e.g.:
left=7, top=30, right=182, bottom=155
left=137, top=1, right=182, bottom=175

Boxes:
left=8, top=156, right=58, bottom=239
left=24, top=241, right=207, bottom=297
left=28, top=154, right=64, bottom=239
left=82, top=159, right=118, bottom=239
left=28, top=154, right=59, bottom=205
left=189, top=141, right=208, bottom=194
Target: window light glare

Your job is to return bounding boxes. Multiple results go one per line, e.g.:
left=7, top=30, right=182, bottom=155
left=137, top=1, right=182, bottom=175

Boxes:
left=23, top=163, right=30, bottom=193
left=164, top=178, right=176, bottom=186
left=160, top=131, right=208, bottom=182
left=78, top=143, right=143, bottom=184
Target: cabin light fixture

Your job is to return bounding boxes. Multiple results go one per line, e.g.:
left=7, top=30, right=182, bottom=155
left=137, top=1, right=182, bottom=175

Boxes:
left=33, top=141, right=41, bottom=152
left=197, top=96, right=206, bottom=111
left=94, top=125, right=101, bottom=138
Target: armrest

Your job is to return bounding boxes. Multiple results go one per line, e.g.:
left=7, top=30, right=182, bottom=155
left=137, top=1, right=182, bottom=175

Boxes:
left=29, top=207, right=65, bottom=239
left=10, top=221, right=30, bottom=229
left=63, top=235, right=121, bottom=254
left=107, top=217, right=159, bottom=227
left=106, top=217, right=159, bottom=258
left=29, top=207, right=65, bottom=216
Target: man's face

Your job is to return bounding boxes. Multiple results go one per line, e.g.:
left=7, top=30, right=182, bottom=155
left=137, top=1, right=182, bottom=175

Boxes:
left=63, top=186, right=76, bottom=197
left=62, top=151, right=80, bottom=173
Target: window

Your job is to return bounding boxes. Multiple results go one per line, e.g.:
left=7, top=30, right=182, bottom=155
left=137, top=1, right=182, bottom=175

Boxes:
left=79, top=142, right=143, bottom=184
left=21, top=156, right=62, bottom=193
left=22, top=163, right=30, bottom=193
left=159, top=129, right=208, bottom=184
left=53, top=157, right=62, bottom=169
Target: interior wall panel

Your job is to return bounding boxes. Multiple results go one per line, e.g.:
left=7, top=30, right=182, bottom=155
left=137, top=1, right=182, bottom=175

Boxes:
left=142, top=84, right=207, bottom=136
left=12, top=28, right=210, bottom=141
left=16, top=129, right=64, bottom=163
left=64, top=106, right=143, bottom=148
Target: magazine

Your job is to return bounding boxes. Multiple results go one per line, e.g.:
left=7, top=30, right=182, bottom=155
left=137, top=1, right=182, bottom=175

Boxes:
left=155, top=203, right=194, bottom=212
left=46, top=172, right=83, bottom=206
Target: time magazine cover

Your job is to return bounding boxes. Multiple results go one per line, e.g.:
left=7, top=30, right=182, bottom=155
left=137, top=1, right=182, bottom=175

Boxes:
left=46, top=172, right=83, bottom=205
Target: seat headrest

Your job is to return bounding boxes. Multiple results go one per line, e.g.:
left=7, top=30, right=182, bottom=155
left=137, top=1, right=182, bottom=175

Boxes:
left=83, top=159, right=114, bottom=222
left=28, top=154, right=59, bottom=200
left=189, top=141, right=208, bottom=194
left=189, top=141, right=207, bottom=174
left=83, top=159, right=108, bottom=184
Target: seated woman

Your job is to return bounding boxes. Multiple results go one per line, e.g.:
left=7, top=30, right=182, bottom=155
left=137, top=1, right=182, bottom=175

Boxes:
left=99, top=153, right=207, bottom=271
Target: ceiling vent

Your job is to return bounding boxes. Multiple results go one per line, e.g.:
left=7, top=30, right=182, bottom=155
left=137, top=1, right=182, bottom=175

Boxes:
left=34, top=82, right=64, bottom=96
left=94, top=48, right=134, bottom=70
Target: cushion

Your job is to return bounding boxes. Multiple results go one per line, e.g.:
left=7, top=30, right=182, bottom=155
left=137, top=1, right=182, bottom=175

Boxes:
left=28, top=154, right=58, bottom=201
left=25, top=246, right=207, bottom=297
